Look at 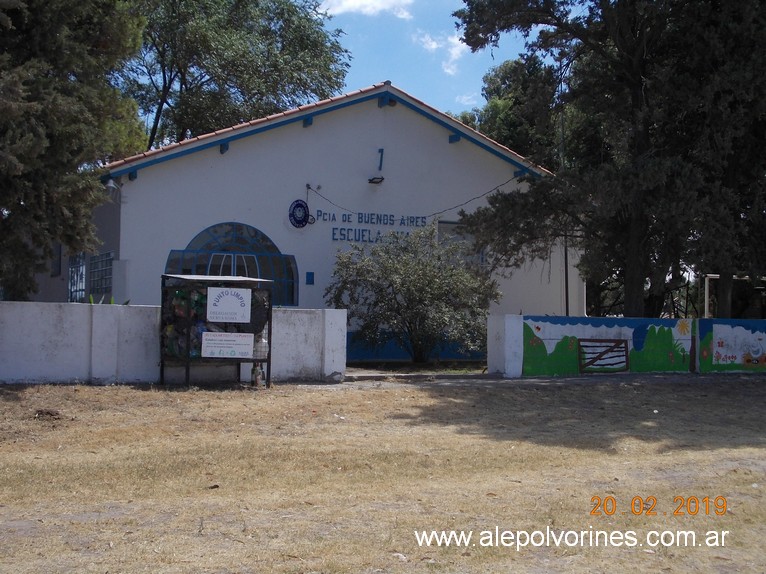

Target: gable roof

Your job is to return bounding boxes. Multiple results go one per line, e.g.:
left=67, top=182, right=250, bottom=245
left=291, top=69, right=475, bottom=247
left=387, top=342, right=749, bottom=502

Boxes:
left=105, top=81, right=549, bottom=181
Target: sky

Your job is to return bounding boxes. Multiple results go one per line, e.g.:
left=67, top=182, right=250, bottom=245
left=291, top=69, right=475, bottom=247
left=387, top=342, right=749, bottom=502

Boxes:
left=320, top=0, right=527, bottom=115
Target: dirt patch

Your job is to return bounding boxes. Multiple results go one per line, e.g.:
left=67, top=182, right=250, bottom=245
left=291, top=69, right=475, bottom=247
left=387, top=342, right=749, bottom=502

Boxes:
left=0, top=374, right=764, bottom=573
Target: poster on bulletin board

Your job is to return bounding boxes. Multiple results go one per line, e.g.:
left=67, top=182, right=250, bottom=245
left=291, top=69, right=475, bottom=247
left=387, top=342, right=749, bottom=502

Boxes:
left=206, top=287, right=251, bottom=323
left=201, top=332, right=254, bottom=358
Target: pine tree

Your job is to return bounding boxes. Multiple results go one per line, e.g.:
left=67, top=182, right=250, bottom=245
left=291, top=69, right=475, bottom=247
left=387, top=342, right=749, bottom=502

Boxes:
left=455, top=0, right=766, bottom=317
left=0, top=0, right=145, bottom=299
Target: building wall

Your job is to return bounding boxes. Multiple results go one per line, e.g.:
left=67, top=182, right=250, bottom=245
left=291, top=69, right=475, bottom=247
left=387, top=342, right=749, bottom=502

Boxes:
left=31, top=199, right=121, bottom=303
left=112, top=95, right=585, bottom=317
left=30, top=242, right=69, bottom=302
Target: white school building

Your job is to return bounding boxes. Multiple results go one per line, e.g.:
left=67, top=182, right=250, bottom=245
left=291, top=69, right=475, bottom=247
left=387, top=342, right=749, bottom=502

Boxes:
left=35, top=82, right=585, bottom=345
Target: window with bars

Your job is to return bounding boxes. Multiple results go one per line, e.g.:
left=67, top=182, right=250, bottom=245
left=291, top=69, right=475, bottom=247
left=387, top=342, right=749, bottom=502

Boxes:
left=90, top=251, right=114, bottom=295
left=68, top=253, right=86, bottom=302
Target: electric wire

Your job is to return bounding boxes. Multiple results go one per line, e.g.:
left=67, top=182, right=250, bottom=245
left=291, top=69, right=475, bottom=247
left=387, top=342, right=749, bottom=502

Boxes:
left=306, top=176, right=518, bottom=221
left=307, top=185, right=358, bottom=215
left=424, top=176, right=517, bottom=218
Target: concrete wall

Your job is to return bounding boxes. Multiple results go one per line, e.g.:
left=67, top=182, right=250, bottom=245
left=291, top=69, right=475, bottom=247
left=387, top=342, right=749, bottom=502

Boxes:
left=0, top=302, right=158, bottom=384
left=489, top=315, right=766, bottom=377
left=0, top=302, right=346, bottom=384
left=271, top=308, right=346, bottom=381
left=487, top=315, right=525, bottom=378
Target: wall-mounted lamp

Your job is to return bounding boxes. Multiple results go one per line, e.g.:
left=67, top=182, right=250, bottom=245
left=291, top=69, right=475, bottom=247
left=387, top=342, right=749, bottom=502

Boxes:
left=368, top=176, right=385, bottom=185
left=104, top=178, right=122, bottom=202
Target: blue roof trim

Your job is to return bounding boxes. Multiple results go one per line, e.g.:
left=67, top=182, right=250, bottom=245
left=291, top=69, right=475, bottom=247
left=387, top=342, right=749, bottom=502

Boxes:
left=106, top=87, right=537, bottom=180
left=387, top=93, right=535, bottom=176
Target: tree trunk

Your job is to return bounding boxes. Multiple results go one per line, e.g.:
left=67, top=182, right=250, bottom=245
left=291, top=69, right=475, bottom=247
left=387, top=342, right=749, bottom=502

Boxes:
left=622, top=72, right=652, bottom=318
left=716, top=272, right=734, bottom=318
left=147, top=101, right=163, bottom=150
left=622, top=215, right=647, bottom=317
left=412, top=343, right=432, bottom=364
left=644, top=292, right=665, bottom=318
left=147, top=81, right=173, bottom=150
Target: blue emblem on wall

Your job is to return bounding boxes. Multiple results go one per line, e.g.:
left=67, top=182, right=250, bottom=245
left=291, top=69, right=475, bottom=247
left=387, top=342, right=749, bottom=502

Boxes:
left=288, top=199, right=312, bottom=228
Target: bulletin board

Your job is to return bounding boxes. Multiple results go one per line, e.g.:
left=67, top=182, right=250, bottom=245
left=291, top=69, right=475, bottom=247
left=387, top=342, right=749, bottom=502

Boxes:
left=160, top=274, right=272, bottom=386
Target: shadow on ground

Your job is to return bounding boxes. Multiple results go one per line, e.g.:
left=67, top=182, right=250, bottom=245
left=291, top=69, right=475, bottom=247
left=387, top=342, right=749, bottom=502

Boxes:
left=391, top=373, right=766, bottom=452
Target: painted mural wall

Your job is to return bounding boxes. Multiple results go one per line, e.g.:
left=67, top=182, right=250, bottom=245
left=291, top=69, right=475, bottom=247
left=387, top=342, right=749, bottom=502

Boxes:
left=697, top=319, right=766, bottom=373
left=520, top=316, right=695, bottom=376
left=498, top=315, right=766, bottom=377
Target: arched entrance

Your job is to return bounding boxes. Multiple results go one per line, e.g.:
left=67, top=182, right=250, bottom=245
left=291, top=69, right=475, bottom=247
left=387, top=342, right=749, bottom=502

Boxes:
left=165, top=222, right=298, bottom=306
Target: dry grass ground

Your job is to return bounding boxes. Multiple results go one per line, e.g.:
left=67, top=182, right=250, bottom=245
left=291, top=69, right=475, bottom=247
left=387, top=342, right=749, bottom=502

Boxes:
left=0, top=373, right=764, bottom=573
